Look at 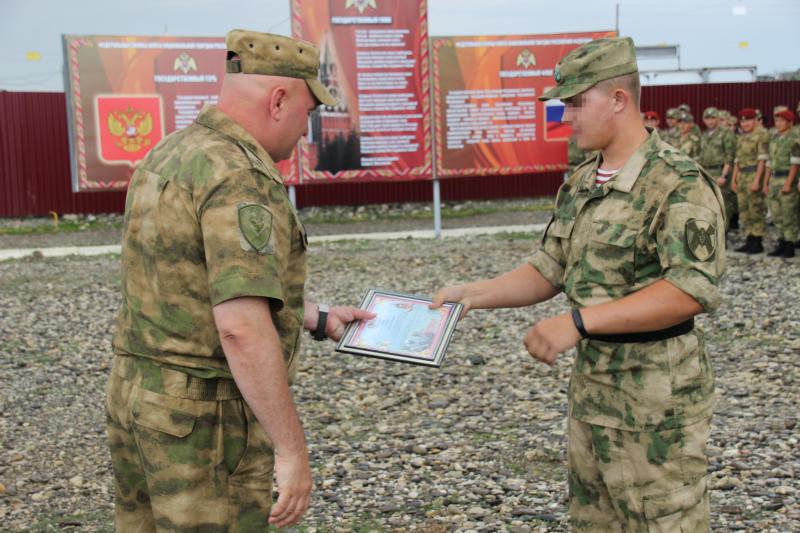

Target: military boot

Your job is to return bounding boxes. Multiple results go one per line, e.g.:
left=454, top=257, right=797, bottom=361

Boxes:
left=783, top=242, right=796, bottom=258
left=729, top=212, right=740, bottom=230
left=768, top=240, right=787, bottom=257
left=746, top=236, right=764, bottom=254
left=735, top=235, right=754, bottom=253
left=795, top=240, right=800, bottom=248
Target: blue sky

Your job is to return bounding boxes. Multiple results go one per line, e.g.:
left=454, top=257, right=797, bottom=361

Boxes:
left=1, top=0, right=797, bottom=92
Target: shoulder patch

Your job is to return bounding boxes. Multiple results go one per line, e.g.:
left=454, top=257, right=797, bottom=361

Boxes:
left=237, top=203, right=273, bottom=253
left=685, top=219, right=716, bottom=261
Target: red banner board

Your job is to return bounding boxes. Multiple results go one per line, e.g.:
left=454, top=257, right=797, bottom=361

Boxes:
left=64, top=35, right=297, bottom=192
left=432, top=31, right=615, bottom=177
left=291, top=0, right=432, bottom=183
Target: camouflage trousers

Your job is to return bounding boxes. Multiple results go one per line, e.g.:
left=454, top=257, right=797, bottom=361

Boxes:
left=106, top=355, right=275, bottom=532
left=716, top=171, right=738, bottom=231
left=568, top=416, right=710, bottom=533
left=767, top=176, right=800, bottom=242
left=736, top=170, right=767, bottom=237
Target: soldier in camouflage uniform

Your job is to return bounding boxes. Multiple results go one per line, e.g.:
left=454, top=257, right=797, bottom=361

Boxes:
left=678, top=112, right=702, bottom=160
left=662, top=108, right=681, bottom=147
left=433, top=37, right=723, bottom=532
left=108, top=30, right=373, bottom=531
left=731, top=108, right=770, bottom=253
left=765, top=109, right=800, bottom=257
left=699, top=107, right=738, bottom=231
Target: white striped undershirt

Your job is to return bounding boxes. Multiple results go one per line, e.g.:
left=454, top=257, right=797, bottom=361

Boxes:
left=595, top=167, right=621, bottom=186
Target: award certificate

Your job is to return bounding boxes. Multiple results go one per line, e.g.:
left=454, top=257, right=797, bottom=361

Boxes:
left=336, top=289, right=463, bottom=367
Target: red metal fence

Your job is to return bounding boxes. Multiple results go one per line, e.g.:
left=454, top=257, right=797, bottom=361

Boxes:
left=2, top=81, right=799, bottom=217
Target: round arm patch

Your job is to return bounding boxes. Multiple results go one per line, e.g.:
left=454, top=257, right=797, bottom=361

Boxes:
left=685, top=219, right=716, bottom=261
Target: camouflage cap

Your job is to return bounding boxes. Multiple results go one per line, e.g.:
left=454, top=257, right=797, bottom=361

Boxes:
left=754, top=108, right=763, bottom=120
left=678, top=112, right=694, bottom=123
left=718, top=109, right=731, bottom=119
left=225, top=29, right=336, bottom=107
left=773, top=105, right=789, bottom=114
left=538, top=37, right=638, bottom=101
left=703, top=107, right=719, bottom=118
left=666, top=107, right=680, bottom=119
left=678, top=103, right=691, bottom=113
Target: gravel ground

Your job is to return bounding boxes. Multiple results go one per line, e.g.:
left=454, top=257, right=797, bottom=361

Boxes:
left=1, top=227, right=799, bottom=532
left=0, top=199, right=553, bottom=250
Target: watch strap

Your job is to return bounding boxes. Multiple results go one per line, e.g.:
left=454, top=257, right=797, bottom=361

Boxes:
left=312, top=304, right=329, bottom=341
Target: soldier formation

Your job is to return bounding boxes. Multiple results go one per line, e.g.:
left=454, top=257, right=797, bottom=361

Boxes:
left=649, top=102, right=800, bottom=258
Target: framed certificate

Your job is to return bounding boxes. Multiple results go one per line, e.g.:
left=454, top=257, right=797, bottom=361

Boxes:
left=336, top=289, right=463, bottom=367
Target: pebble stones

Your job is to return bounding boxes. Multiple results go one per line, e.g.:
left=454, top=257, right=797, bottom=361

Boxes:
left=0, top=212, right=798, bottom=531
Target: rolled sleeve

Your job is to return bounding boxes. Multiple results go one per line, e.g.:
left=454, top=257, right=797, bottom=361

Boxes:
left=528, top=218, right=566, bottom=290
left=198, top=169, right=287, bottom=307
left=655, top=187, right=725, bottom=313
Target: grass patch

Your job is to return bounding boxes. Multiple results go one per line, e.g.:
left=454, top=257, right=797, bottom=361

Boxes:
left=0, top=220, right=121, bottom=236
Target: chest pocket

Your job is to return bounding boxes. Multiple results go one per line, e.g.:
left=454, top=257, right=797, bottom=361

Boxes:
left=587, top=220, right=638, bottom=285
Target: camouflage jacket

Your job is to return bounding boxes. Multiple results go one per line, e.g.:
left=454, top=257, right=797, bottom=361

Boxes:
left=113, top=106, right=308, bottom=381
left=530, top=129, right=725, bottom=431
left=768, top=130, right=800, bottom=172
left=679, top=132, right=702, bottom=160
left=734, top=128, right=769, bottom=169
left=698, top=127, right=736, bottom=170
left=660, top=127, right=680, bottom=148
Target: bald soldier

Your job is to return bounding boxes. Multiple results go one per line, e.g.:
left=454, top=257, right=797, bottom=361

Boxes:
left=432, top=37, right=723, bottom=532
left=108, top=30, right=373, bottom=531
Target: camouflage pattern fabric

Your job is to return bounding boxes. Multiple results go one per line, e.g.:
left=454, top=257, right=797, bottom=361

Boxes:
left=678, top=132, right=702, bottom=160
left=767, top=132, right=800, bottom=242
left=735, top=129, right=770, bottom=237
left=529, top=129, right=725, bottom=432
left=107, top=355, right=274, bottom=531
left=699, top=127, right=737, bottom=229
left=660, top=127, right=680, bottom=148
left=568, top=416, right=710, bottom=532
left=112, top=105, right=308, bottom=382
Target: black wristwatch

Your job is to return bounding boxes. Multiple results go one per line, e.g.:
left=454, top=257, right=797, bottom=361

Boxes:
left=312, top=304, right=329, bottom=341
left=571, top=308, right=590, bottom=339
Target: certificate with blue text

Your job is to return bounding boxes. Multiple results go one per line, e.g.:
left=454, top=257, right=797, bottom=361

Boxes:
left=336, top=289, right=463, bottom=367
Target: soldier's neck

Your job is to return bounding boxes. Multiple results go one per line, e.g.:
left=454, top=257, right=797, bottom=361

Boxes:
left=600, top=124, right=649, bottom=170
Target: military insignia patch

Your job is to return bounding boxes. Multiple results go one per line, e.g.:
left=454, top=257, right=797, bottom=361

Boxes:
left=554, top=66, right=562, bottom=83
left=685, top=219, right=716, bottom=261
left=238, top=204, right=272, bottom=252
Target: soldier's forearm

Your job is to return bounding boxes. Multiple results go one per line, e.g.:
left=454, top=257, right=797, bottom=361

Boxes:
left=214, top=297, right=308, bottom=459
left=462, top=263, right=560, bottom=311
left=580, top=280, right=702, bottom=335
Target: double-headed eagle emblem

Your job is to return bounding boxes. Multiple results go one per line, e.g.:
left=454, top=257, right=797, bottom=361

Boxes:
left=516, top=49, right=536, bottom=69
left=173, top=52, right=197, bottom=74
left=107, top=107, right=154, bottom=153
left=345, top=0, right=377, bottom=14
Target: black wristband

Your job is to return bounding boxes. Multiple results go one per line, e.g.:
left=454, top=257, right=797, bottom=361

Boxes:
left=312, top=304, right=329, bottom=341
left=571, top=308, right=589, bottom=339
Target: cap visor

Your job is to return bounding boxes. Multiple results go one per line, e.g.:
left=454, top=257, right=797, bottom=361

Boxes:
left=306, top=79, right=337, bottom=107
left=538, top=82, right=595, bottom=102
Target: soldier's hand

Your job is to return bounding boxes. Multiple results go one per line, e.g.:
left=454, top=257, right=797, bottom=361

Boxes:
left=523, top=313, right=581, bottom=366
left=731, top=179, right=737, bottom=193
left=270, top=450, right=312, bottom=528
left=716, top=177, right=726, bottom=187
left=325, top=306, right=376, bottom=342
left=749, top=181, right=760, bottom=193
left=781, top=183, right=792, bottom=194
left=430, top=285, right=471, bottom=318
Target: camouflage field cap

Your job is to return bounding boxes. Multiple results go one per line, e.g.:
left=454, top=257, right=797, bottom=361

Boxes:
left=538, top=37, right=638, bottom=101
left=666, top=107, right=680, bottom=119
left=718, top=109, right=731, bottom=120
left=678, top=103, right=691, bottom=113
left=678, top=112, right=694, bottom=123
left=703, top=107, right=719, bottom=118
left=225, top=29, right=337, bottom=107
left=773, top=105, right=789, bottom=114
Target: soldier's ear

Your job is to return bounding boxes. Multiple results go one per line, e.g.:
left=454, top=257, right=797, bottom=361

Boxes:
left=268, top=87, right=289, bottom=119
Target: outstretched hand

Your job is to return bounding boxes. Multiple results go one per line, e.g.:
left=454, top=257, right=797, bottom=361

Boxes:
left=325, top=306, right=376, bottom=342
left=430, top=285, right=471, bottom=318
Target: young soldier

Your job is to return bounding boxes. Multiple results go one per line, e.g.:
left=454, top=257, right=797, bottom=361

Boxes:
left=699, top=107, right=738, bottom=231
left=731, top=108, right=769, bottom=253
left=663, top=108, right=681, bottom=147
left=678, top=112, right=702, bottom=160
left=433, top=36, right=723, bottom=532
left=643, top=110, right=660, bottom=130
left=764, top=109, right=800, bottom=257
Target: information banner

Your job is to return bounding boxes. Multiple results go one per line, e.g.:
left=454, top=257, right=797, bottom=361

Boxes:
left=64, top=35, right=297, bottom=192
left=291, top=0, right=432, bottom=183
left=432, top=31, right=614, bottom=177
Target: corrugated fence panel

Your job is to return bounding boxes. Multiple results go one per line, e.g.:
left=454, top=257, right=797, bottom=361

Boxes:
left=0, top=92, right=125, bottom=217
left=3, top=81, right=799, bottom=216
